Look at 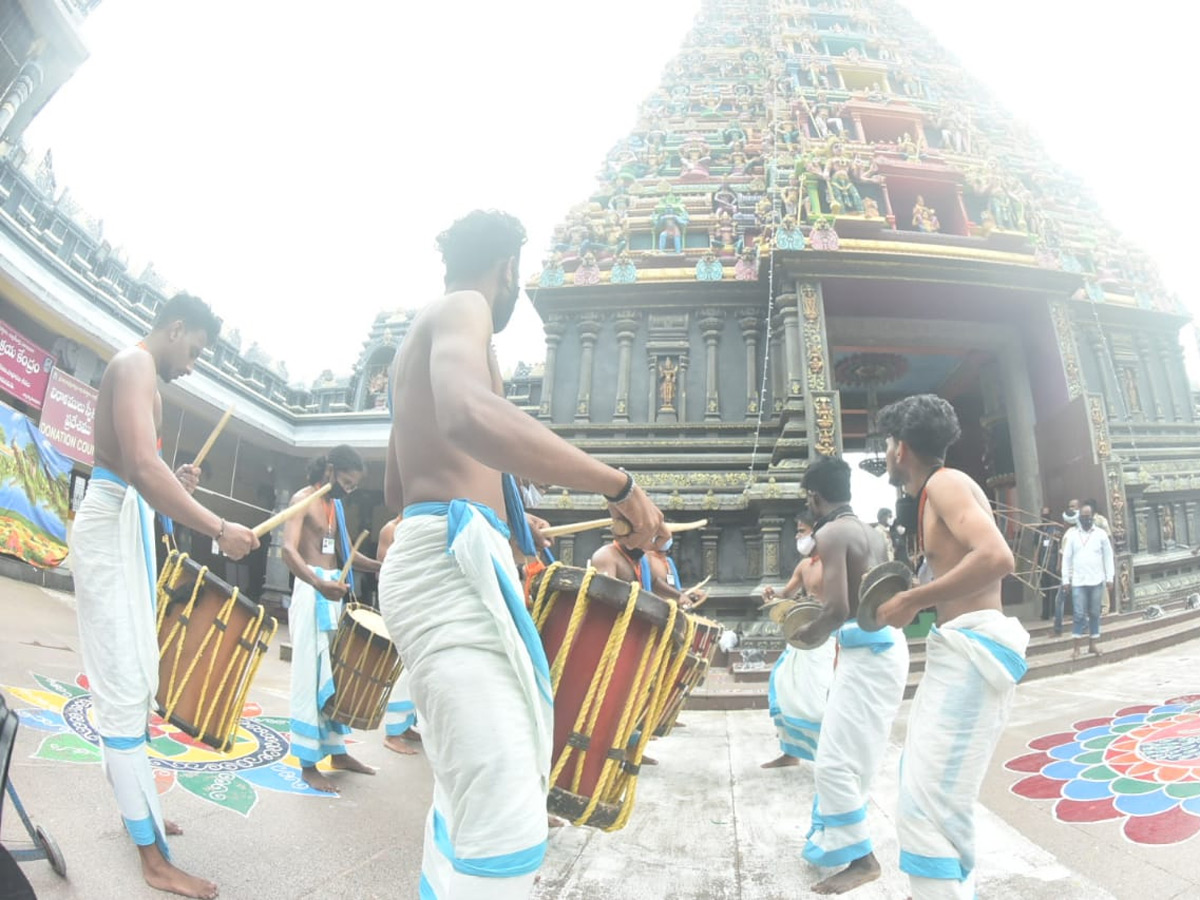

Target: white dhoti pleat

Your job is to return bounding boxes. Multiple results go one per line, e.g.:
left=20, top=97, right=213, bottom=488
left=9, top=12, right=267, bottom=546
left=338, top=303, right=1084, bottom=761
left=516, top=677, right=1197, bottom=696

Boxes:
left=288, top=569, right=350, bottom=766
left=385, top=669, right=417, bottom=737
left=768, top=639, right=837, bottom=760
left=69, top=470, right=169, bottom=857
left=899, top=610, right=1029, bottom=900
left=379, top=500, right=552, bottom=900
left=804, top=622, right=908, bottom=869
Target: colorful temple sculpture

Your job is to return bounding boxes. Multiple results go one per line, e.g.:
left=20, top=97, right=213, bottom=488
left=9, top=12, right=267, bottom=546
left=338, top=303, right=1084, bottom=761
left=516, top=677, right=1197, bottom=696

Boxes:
left=524, top=0, right=1199, bottom=618
left=0, top=0, right=1196, bottom=634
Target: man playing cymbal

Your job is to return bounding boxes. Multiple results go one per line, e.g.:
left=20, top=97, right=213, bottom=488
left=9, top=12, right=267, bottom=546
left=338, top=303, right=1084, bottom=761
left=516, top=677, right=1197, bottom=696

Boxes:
left=873, top=394, right=1028, bottom=900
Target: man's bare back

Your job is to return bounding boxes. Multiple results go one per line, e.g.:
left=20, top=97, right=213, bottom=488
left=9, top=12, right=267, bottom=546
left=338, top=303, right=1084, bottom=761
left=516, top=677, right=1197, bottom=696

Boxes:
left=389, top=292, right=508, bottom=515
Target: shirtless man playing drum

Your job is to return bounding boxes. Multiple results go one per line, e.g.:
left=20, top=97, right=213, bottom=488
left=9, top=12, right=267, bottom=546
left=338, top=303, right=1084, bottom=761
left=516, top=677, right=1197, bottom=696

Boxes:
left=72, top=292, right=258, bottom=899
left=873, top=394, right=1028, bottom=900
left=378, top=210, right=667, bottom=899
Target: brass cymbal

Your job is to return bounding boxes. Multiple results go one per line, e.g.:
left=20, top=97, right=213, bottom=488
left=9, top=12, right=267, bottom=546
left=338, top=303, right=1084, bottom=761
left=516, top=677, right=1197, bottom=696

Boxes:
left=857, top=561, right=913, bottom=632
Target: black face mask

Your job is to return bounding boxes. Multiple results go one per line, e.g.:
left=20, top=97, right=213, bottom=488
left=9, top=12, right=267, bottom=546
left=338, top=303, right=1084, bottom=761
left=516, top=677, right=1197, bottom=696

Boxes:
left=1079, top=516, right=1094, bottom=531
left=329, top=481, right=348, bottom=501
left=895, top=494, right=919, bottom=532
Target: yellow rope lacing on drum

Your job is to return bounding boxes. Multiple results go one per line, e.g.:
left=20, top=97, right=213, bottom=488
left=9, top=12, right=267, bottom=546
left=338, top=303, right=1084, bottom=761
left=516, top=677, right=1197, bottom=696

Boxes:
left=155, top=552, right=269, bottom=752
left=531, top=564, right=697, bottom=830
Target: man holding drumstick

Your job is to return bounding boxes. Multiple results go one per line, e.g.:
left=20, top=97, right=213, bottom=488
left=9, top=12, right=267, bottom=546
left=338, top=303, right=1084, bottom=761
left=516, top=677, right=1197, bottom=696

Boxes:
left=872, top=394, right=1028, bottom=900
left=380, top=210, right=666, bottom=899
left=71, top=293, right=258, bottom=899
left=281, top=445, right=382, bottom=793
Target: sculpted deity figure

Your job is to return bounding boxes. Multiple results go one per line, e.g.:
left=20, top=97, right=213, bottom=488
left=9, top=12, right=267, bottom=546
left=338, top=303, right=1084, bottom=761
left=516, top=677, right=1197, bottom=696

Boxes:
left=824, top=149, right=863, bottom=214
left=610, top=250, right=637, bottom=284
left=696, top=251, right=724, bottom=281
left=659, top=357, right=679, bottom=409
left=775, top=215, right=806, bottom=250
left=809, top=217, right=840, bottom=251
left=734, top=248, right=759, bottom=281
left=711, top=210, right=737, bottom=251
left=713, top=180, right=738, bottom=218
left=573, top=251, right=601, bottom=286
left=911, top=195, right=940, bottom=233
left=862, top=196, right=880, bottom=218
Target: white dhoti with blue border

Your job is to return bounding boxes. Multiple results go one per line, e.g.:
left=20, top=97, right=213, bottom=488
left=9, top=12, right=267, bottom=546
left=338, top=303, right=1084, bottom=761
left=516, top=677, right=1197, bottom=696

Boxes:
left=288, top=569, right=350, bottom=766
left=768, top=640, right=837, bottom=761
left=69, top=468, right=170, bottom=858
left=385, top=669, right=417, bottom=737
left=379, top=499, right=552, bottom=900
left=899, top=610, right=1028, bottom=899
left=803, top=622, right=908, bottom=869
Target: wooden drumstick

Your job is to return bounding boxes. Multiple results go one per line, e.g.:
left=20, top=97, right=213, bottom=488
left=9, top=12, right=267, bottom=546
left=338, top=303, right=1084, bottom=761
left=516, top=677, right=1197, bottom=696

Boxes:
left=682, top=574, right=713, bottom=609
left=252, top=483, right=331, bottom=538
left=338, top=530, right=370, bottom=585
left=544, top=517, right=709, bottom=539
left=191, top=405, right=235, bottom=468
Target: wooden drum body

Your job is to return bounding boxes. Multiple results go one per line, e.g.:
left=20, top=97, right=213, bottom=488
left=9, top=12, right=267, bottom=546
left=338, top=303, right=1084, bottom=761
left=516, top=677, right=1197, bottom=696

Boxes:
left=530, top=564, right=689, bottom=831
left=324, top=603, right=402, bottom=730
left=156, top=552, right=278, bottom=753
left=654, top=614, right=722, bottom=737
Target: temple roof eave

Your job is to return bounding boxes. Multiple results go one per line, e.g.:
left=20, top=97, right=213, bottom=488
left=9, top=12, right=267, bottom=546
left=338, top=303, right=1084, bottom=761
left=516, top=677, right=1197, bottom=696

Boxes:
left=777, top=248, right=1085, bottom=295
left=528, top=279, right=766, bottom=317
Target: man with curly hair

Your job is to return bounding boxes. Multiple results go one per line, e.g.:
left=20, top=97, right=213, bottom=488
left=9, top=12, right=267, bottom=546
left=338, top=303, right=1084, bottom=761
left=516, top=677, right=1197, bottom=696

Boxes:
left=872, top=394, right=1029, bottom=899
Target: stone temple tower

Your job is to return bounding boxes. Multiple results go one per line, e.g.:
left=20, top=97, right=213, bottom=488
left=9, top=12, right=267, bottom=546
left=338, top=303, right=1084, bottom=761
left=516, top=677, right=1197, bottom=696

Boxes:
left=524, top=0, right=1198, bottom=621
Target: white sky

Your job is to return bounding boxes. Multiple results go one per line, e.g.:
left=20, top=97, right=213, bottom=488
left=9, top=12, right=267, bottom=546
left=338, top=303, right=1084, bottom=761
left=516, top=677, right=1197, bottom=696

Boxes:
left=25, top=0, right=1198, bottom=392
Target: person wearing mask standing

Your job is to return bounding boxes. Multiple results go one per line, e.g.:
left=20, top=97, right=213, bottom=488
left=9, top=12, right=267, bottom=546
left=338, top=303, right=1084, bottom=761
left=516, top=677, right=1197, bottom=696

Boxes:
left=1061, top=502, right=1114, bottom=659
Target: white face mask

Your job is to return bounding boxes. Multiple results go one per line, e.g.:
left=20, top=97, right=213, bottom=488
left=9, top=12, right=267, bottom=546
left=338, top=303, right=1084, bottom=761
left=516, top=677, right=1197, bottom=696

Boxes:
left=796, top=535, right=816, bottom=557
left=1063, top=510, right=1079, bottom=524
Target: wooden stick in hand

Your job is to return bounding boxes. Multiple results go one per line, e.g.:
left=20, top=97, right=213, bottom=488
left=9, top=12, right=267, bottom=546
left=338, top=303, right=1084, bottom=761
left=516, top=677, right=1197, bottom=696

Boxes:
left=338, top=530, right=370, bottom=585
left=192, top=405, right=235, bottom=468
left=252, top=483, right=331, bottom=539
left=545, top=517, right=709, bottom=539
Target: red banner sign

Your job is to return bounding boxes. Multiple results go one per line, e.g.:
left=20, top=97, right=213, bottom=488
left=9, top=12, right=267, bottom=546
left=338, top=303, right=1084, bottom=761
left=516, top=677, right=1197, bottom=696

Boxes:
left=0, top=320, right=55, bottom=410
left=38, top=368, right=98, bottom=466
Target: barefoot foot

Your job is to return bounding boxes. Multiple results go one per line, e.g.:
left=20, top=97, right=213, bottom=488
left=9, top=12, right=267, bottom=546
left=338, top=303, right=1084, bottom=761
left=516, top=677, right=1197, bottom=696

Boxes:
left=139, top=845, right=219, bottom=899
left=164, top=819, right=184, bottom=836
left=401, top=730, right=423, bottom=744
left=384, top=735, right=420, bottom=755
left=331, top=753, right=376, bottom=775
left=812, top=853, right=881, bottom=895
left=547, top=814, right=569, bottom=829
left=301, top=766, right=339, bottom=794
left=761, top=753, right=800, bottom=769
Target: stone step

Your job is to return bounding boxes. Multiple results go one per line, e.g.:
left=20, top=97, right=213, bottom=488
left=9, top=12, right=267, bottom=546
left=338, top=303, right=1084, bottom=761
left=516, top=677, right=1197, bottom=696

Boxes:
left=687, top=602, right=1200, bottom=711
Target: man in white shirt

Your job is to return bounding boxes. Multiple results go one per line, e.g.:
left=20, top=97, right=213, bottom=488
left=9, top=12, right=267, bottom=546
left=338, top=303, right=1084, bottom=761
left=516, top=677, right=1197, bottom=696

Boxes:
left=1061, top=502, right=1114, bottom=659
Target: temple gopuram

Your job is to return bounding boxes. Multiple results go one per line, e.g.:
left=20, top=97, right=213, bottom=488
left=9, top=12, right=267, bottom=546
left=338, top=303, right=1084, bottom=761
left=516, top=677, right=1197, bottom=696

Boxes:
left=522, top=0, right=1200, bottom=622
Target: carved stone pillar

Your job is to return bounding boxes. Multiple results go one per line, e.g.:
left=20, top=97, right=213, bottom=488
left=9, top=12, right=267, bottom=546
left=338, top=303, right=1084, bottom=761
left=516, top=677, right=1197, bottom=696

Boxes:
left=1134, top=335, right=1161, bottom=421
left=759, top=515, right=785, bottom=584
left=1103, top=464, right=1129, bottom=553
left=699, top=308, right=724, bottom=421
left=770, top=311, right=785, bottom=413
left=1088, top=329, right=1123, bottom=419
left=539, top=317, right=565, bottom=420
left=779, top=294, right=803, bottom=399
left=1155, top=337, right=1183, bottom=422
left=743, top=529, right=763, bottom=581
left=1169, top=342, right=1194, bottom=422
left=1049, top=301, right=1084, bottom=401
left=557, top=534, right=576, bottom=568
left=700, top=527, right=721, bottom=582
left=574, top=315, right=601, bottom=422
left=1185, top=499, right=1199, bottom=549
left=739, top=308, right=762, bottom=420
left=613, top=311, right=639, bottom=422
left=0, top=60, right=42, bottom=141
left=1133, top=501, right=1150, bottom=554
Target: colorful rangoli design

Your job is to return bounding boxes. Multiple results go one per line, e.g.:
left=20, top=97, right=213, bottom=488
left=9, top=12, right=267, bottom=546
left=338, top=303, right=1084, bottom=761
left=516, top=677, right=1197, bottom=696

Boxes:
left=3, top=673, right=347, bottom=816
left=1004, top=694, right=1200, bottom=845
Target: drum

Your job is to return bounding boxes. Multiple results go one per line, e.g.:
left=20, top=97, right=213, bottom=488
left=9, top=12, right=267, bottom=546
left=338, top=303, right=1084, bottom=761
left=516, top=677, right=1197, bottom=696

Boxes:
left=324, top=603, right=403, bottom=730
left=530, top=563, right=689, bottom=831
left=654, top=614, right=722, bottom=738
left=156, top=552, right=278, bottom=753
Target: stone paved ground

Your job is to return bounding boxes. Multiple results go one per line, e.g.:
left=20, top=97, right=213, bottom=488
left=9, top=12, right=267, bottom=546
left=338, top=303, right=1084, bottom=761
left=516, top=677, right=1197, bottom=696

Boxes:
left=2, top=577, right=1197, bottom=899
